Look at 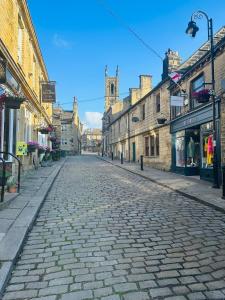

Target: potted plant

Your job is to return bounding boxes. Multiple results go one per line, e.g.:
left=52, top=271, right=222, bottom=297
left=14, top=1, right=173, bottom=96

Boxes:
left=38, top=145, right=46, bottom=155
left=0, top=94, right=25, bottom=109
left=157, top=118, right=167, bottom=124
left=38, top=125, right=54, bottom=135
left=6, top=176, right=17, bottom=193
left=27, top=141, right=39, bottom=153
left=192, top=89, right=210, bottom=103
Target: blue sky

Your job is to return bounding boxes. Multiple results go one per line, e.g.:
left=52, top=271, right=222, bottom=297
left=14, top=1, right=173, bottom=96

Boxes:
left=27, top=0, right=225, bottom=128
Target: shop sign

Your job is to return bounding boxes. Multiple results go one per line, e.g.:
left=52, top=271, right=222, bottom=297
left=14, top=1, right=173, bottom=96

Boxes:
left=16, top=141, right=27, bottom=156
left=0, top=162, right=12, bottom=185
left=41, top=81, right=56, bottom=103
left=0, top=58, right=6, bottom=84
left=171, top=96, right=184, bottom=107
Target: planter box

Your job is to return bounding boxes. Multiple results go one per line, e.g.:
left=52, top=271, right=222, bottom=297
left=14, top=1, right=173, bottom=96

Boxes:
left=157, top=118, right=167, bottom=124
left=5, top=97, right=25, bottom=109
left=27, top=145, right=37, bottom=153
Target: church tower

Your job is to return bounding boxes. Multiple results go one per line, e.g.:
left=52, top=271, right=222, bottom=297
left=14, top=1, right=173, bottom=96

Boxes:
left=104, top=65, right=119, bottom=111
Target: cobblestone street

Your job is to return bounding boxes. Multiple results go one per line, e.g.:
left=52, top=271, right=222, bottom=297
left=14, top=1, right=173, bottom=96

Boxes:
left=3, top=155, right=225, bottom=300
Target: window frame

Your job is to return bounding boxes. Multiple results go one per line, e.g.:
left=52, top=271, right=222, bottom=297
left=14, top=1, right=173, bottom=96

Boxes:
left=144, top=136, right=149, bottom=156
left=190, top=73, right=205, bottom=109
left=156, top=93, right=161, bottom=113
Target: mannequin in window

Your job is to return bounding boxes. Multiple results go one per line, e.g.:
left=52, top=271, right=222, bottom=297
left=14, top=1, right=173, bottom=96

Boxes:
left=187, top=137, right=196, bottom=166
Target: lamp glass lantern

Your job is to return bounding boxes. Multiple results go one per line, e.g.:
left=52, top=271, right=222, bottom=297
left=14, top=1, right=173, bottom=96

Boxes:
left=185, top=21, right=199, bottom=37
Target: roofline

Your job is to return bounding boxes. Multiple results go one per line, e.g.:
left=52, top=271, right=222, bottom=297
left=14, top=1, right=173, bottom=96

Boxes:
left=108, top=77, right=170, bottom=126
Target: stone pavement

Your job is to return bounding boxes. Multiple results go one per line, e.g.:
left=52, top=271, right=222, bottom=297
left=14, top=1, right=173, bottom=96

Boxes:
left=0, top=159, right=65, bottom=297
left=2, top=155, right=225, bottom=300
left=99, top=156, right=225, bottom=213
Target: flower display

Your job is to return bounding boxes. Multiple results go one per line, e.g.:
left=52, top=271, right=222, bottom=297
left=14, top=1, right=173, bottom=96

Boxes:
left=192, top=89, right=210, bottom=103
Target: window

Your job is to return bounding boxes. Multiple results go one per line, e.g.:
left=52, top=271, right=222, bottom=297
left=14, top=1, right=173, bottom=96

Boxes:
left=111, top=83, right=114, bottom=95
left=18, top=16, right=23, bottom=64
left=150, top=135, right=155, bottom=156
left=142, top=104, right=145, bottom=120
left=156, top=93, right=160, bottom=113
left=191, top=74, right=204, bottom=108
left=156, top=133, right=159, bottom=156
left=149, top=133, right=160, bottom=157
left=144, top=136, right=149, bottom=156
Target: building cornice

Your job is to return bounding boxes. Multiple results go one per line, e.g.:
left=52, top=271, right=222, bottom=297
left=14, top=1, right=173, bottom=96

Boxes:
left=20, top=0, right=49, bottom=80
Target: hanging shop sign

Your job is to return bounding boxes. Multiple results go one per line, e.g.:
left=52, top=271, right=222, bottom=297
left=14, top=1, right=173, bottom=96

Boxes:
left=0, top=58, right=6, bottom=84
left=16, top=141, right=27, bottom=156
left=171, top=96, right=184, bottom=107
left=41, top=81, right=56, bottom=103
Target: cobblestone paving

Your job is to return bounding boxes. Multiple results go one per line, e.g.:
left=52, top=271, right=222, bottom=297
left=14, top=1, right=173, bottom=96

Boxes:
left=3, top=156, right=225, bottom=299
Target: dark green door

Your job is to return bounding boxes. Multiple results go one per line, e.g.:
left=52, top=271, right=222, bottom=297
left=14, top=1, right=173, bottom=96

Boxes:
left=132, top=142, right=136, bottom=162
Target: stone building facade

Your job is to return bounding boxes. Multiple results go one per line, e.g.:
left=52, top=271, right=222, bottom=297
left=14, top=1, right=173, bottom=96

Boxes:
left=0, top=0, right=53, bottom=176
left=82, top=128, right=102, bottom=153
left=53, top=99, right=82, bottom=155
left=170, top=26, right=225, bottom=182
left=102, top=50, right=181, bottom=171
left=102, top=27, right=225, bottom=181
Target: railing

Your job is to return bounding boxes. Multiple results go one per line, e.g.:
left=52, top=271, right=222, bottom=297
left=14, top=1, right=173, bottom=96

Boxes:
left=0, top=152, right=22, bottom=194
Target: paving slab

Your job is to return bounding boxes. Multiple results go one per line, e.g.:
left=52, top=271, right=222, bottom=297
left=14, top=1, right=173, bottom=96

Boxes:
left=0, top=159, right=65, bottom=297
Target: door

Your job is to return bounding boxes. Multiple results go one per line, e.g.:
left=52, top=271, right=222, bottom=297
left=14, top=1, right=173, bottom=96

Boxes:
left=132, top=142, right=136, bottom=162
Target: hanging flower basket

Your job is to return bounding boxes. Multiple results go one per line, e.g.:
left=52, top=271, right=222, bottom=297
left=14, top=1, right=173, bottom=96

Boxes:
left=157, top=118, right=167, bottom=124
left=0, top=94, right=25, bottom=109
left=192, top=89, right=210, bottom=104
left=38, top=126, right=54, bottom=135
left=27, top=141, right=39, bottom=153
left=38, top=146, right=46, bottom=154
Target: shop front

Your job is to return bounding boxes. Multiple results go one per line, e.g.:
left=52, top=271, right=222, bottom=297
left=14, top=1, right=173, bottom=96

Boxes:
left=171, top=102, right=220, bottom=182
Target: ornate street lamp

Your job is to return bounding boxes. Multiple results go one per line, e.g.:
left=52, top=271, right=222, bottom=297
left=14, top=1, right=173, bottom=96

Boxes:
left=186, top=11, right=220, bottom=188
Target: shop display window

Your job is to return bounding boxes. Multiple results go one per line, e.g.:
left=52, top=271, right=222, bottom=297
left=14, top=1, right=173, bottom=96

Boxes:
left=201, top=122, right=213, bottom=169
left=186, top=129, right=200, bottom=167
left=175, top=131, right=185, bottom=167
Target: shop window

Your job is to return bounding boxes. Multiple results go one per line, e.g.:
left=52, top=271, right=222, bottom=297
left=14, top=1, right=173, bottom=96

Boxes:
left=191, top=74, right=204, bottom=108
left=186, top=129, right=200, bottom=167
left=156, top=94, right=160, bottom=113
left=201, top=122, right=213, bottom=169
left=142, top=104, right=145, bottom=120
left=145, top=136, right=149, bottom=156
left=175, top=132, right=185, bottom=167
left=150, top=135, right=155, bottom=156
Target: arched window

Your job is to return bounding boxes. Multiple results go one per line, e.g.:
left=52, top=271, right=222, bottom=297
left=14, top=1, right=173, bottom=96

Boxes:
left=110, top=83, right=114, bottom=95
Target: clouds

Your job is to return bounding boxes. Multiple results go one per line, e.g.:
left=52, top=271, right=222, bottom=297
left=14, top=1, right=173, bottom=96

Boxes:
left=83, top=112, right=103, bottom=129
left=52, top=34, right=72, bottom=48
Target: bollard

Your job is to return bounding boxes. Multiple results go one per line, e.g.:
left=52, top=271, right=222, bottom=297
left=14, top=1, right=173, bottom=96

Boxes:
left=140, top=155, right=144, bottom=171
left=121, top=153, right=123, bottom=164
left=222, top=166, right=225, bottom=199
left=111, top=152, right=114, bottom=161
